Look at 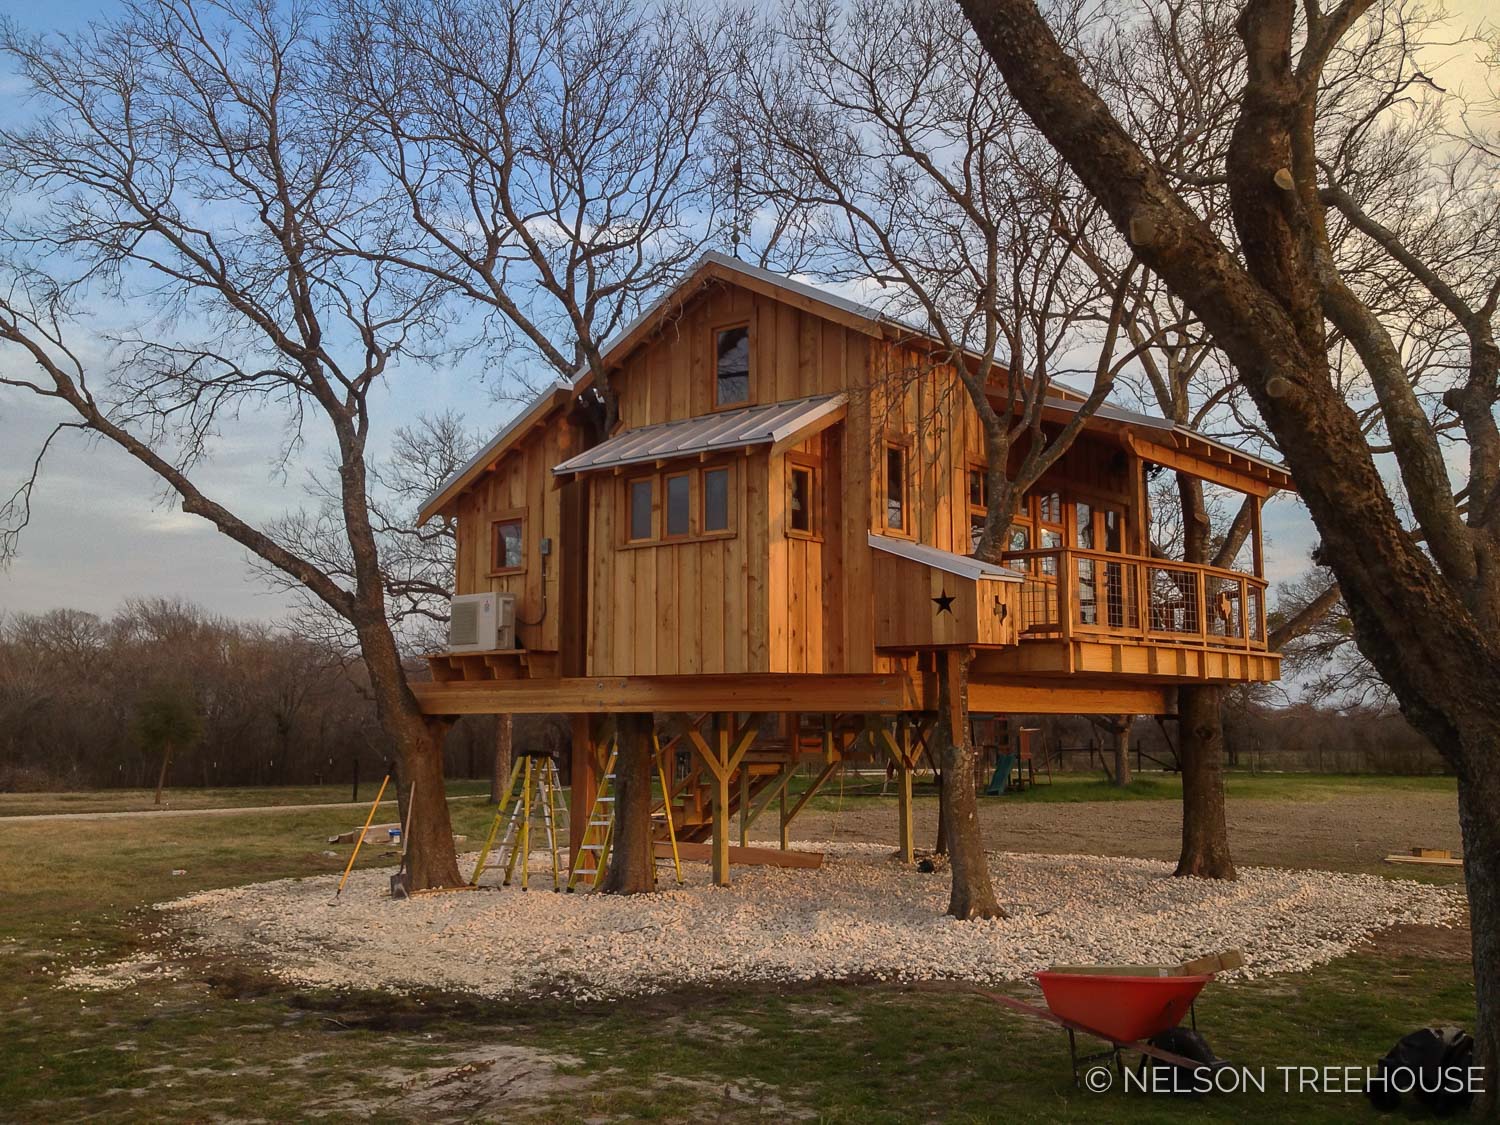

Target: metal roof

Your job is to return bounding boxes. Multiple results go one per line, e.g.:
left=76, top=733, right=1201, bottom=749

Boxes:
left=552, top=394, right=846, bottom=477
left=867, top=533, right=1024, bottom=583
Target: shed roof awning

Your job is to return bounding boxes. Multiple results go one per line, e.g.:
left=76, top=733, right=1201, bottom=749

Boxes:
left=552, top=394, right=846, bottom=477
left=868, top=533, right=1025, bottom=583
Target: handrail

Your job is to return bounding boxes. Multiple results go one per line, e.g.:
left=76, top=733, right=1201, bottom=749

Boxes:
left=1000, top=547, right=1270, bottom=652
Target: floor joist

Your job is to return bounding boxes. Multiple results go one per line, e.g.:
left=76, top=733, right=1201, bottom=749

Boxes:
left=413, top=672, right=1169, bottom=717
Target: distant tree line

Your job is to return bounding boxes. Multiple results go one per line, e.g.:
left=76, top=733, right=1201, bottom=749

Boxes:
left=0, top=599, right=550, bottom=793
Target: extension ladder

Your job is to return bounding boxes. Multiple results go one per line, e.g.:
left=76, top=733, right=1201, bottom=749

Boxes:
left=471, top=751, right=569, bottom=891
left=565, top=734, right=684, bottom=892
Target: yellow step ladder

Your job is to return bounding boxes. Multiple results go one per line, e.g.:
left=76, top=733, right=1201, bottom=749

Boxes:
left=471, top=751, right=568, bottom=891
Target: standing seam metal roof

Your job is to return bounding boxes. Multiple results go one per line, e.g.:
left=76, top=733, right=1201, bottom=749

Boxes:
left=552, top=394, right=846, bottom=476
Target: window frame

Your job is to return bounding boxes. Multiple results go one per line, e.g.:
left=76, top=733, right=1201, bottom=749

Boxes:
left=711, top=321, right=753, bottom=411
left=881, top=440, right=913, bottom=538
left=620, top=461, right=738, bottom=548
left=626, top=476, right=656, bottom=544
left=786, top=456, right=819, bottom=540
left=701, top=464, right=733, bottom=535
left=488, top=511, right=527, bottom=576
left=663, top=470, right=693, bottom=540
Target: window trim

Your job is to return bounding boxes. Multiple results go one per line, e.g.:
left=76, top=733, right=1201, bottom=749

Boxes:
left=488, top=510, right=527, bottom=576
left=881, top=440, right=913, bottom=538
left=710, top=321, right=753, bottom=411
left=625, top=476, right=656, bottom=543
left=620, top=461, right=738, bottom=548
left=701, top=464, right=733, bottom=535
left=786, top=457, right=819, bottom=540
left=663, top=470, right=694, bottom=540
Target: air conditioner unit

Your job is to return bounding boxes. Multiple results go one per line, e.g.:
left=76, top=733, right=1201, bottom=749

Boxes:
left=448, top=592, right=517, bottom=653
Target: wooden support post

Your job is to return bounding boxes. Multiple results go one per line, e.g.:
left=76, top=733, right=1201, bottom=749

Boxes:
left=738, top=760, right=751, bottom=848
left=569, top=713, right=597, bottom=868
left=779, top=784, right=790, bottom=850
left=896, top=716, right=914, bottom=863
left=686, top=712, right=759, bottom=888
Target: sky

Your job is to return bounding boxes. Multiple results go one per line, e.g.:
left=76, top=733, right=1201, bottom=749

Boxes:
left=0, top=0, right=1492, bottom=628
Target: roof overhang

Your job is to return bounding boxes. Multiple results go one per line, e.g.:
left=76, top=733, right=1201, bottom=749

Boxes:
left=417, top=380, right=576, bottom=525
left=552, top=394, right=847, bottom=478
left=868, top=533, right=1024, bottom=583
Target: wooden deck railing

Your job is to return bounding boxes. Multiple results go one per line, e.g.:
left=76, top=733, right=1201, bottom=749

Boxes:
left=1000, top=547, right=1269, bottom=652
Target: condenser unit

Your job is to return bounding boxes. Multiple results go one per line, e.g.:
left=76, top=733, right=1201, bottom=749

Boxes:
left=448, top=592, right=517, bottom=652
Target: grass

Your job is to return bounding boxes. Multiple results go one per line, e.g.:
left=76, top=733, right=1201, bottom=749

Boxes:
left=802, top=770, right=1457, bottom=809
left=0, top=779, right=492, bottom=818
left=0, top=776, right=1475, bottom=1122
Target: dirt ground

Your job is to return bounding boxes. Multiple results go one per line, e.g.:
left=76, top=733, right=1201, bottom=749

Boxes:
left=794, top=789, right=1463, bottom=873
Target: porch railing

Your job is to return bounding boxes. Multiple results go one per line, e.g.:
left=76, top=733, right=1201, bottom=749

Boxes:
left=999, top=547, right=1269, bottom=652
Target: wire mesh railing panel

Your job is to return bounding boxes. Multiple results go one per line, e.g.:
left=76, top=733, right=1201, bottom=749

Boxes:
left=1146, top=564, right=1201, bottom=636
left=1205, top=575, right=1246, bottom=639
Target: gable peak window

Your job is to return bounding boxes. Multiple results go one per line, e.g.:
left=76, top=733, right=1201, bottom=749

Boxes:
left=715, top=325, right=750, bottom=407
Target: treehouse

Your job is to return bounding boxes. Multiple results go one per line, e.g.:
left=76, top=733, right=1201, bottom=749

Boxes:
left=415, top=253, right=1292, bottom=883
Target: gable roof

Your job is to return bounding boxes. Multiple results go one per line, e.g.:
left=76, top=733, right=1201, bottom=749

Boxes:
left=868, top=533, right=1024, bottom=582
left=420, top=253, right=1293, bottom=520
left=553, top=394, right=847, bottom=477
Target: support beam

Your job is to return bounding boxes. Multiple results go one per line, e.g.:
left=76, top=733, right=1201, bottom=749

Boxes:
left=414, top=673, right=921, bottom=716
left=568, top=714, right=598, bottom=868
left=686, top=714, right=760, bottom=887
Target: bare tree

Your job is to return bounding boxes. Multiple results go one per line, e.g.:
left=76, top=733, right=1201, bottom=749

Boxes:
left=957, top=0, right=1500, bottom=1102
left=330, top=0, right=731, bottom=893
left=733, top=0, right=1145, bottom=918
left=0, top=0, right=466, bottom=887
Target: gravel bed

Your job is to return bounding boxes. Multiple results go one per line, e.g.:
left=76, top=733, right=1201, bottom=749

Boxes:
left=153, top=844, right=1465, bottom=1002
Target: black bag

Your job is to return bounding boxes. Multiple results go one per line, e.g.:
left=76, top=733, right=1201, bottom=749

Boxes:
left=1138, top=1027, right=1229, bottom=1094
left=1367, top=1026, right=1475, bottom=1115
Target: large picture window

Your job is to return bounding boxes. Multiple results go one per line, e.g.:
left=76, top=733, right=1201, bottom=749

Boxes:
left=714, top=325, right=750, bottom=407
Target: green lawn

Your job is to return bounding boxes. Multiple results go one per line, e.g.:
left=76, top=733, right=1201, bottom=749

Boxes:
left=0, top=778, right=492, bottom=817
left=804, top=769, right=1457, bottom=808
left=0, top=778, right=1474, bottom=1122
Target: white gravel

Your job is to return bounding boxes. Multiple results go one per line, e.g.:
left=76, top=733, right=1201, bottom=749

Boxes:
left=151, top=844, right=1465, bottom=1001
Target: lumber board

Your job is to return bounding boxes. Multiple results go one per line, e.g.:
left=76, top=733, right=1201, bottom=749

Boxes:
left=1384, top=853, right=1464, bottom=867
left=657, top=841, right=824, bottom=869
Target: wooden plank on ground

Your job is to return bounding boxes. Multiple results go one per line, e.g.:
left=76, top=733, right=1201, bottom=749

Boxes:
left=657, top=841, right=824, bottom=869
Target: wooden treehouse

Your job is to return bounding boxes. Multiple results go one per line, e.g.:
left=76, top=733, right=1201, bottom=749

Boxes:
left=415, top=253, right=1292, bottom=885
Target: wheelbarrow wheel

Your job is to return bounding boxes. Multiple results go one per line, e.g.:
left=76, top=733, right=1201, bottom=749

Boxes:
left=1137, top=1027, right=1226, bottom=1094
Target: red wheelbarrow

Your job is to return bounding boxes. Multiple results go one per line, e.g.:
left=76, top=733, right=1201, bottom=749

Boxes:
left=977, top=949, right=1243, bottom=1087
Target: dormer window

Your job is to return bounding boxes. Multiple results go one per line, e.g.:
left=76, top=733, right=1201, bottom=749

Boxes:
left=714, top=325, right=750, bottom=407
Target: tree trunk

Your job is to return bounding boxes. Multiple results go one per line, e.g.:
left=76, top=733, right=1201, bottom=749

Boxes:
left=600, top=713, right=655, bottom=895
left=1112, top=716, right=1132, bottom=788
left=154, top=740, right=173, bottom=806
left=1175, top=685, right=1236, bottom=879
left=490, top=714, right=514, bottom=804
left=1457, top=757, right=1500, bottom=1117
left=398, top=719, right=462, bottom=889
left=933, top=769, right=949, bottom=856
left=934, top=651, right=1003, bottom=919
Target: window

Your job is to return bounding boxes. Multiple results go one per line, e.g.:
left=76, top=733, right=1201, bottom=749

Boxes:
left=789, top=464, right=814, bottom=535
left=715, top=325, right=750, bottom=407
left=490, top=516, right=524, bottom=573
left=968, top=466, right=990, bottom=552
left=628, top=478, right=654, bottom=541
left=1074, top=500, right=1095, bottom=550
left=665, top=473, right=692, bottom=538
left=623, top=464, right=735, bottom=545
left=703, top=467, right=730, bottom=532
left=1007, top=525, right=1030, bottom=571
left=885, top=445, right=907, bottom=532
